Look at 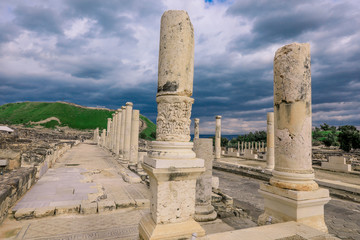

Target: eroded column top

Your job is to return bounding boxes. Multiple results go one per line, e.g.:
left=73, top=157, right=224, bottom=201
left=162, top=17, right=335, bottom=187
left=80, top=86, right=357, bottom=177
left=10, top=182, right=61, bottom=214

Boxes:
left=157, top=10, right=194, bottom=97
left=274, top=43, right=311, bottom=105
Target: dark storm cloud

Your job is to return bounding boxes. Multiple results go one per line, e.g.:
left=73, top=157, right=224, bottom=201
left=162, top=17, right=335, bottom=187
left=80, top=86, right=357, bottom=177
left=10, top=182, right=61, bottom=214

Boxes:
left=14, top=5, right=62, bottom=35
left=1, top=0, right=359, bottom=133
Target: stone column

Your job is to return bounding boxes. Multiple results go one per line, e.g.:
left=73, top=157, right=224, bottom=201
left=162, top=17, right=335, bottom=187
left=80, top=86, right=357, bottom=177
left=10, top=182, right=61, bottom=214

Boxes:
left=129, top=109, right=139, bottom=166
left=251, top=141, right=254, bottom=150
left=101, top=129, right=106, bottom=147
left=114, top=109, right=122, bottom=155
left=215, top=115, right=221, bottom=159
left=123, top=102, right=133, bottom=162
left=106, top=118, right=111, bottom=149
left=111, top=113, right=116, bottom=152
left=265, top=112, right=275, bottom=170
left=93, top=128, right=99, bottom=144
left=261, top=142, right=264, bottom=152
left=237, top=141, right=240, bottom=153
left=258, top=43, right=330, bottom=232
left=194, top=138, right=217, bottom=222
left=139, top=10, right=205, bottom=240
left=241, top=141, right=244, bottom=153
left=194, top=118, right=200, bottom=139
left=119, top=106, right=126, bottom=156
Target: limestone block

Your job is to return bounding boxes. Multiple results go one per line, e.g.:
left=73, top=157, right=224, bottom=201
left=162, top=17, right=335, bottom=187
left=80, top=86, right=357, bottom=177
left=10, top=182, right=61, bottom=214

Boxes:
left=80, top=201, right=98, bottom=214
left=14, top=208, right=35, bottom=220
left=34, top=206, right=55, bottom=218
left=115, top=199, right=136, bottom=209
left=322, top=156, right=352, bottom=172
left=55, top=204, right=80, bottom=215
left=98, top=200, right=116, bottom=212
left=139, top=213, right=205, bottom=240
left=258, top=183, right=330, bottom=232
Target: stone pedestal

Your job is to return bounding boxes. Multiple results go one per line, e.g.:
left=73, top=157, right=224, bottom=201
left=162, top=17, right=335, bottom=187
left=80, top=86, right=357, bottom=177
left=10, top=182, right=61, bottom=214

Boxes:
left=129, top=109, right=139, bottom=166
left=259, top=43, right=330, bottom=233
left=193, top=138, right=217, bottom=222
left=258, top=184, right=330, bottom=232
left=139, top=10, right=205, bottom=240
left=215, top=116, right=221, bottom=159
left=140, top=142, right=205, bottom=239
left=322, top=156, right=352, bottom=172
left=265, top=112, right=275, bottom=170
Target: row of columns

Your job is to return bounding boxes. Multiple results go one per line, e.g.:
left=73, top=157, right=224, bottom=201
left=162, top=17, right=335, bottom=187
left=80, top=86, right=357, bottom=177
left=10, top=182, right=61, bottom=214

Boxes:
left=94, top=102, right=140, bottom=166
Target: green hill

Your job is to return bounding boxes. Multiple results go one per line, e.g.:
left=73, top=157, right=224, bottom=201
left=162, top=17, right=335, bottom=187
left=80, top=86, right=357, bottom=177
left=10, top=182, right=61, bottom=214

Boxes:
left=0, top=102, right=156, bottom=139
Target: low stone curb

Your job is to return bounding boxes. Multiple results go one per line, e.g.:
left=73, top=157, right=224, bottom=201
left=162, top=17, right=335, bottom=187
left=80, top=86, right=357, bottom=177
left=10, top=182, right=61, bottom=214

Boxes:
left=13, top=198, right=150, bottom=220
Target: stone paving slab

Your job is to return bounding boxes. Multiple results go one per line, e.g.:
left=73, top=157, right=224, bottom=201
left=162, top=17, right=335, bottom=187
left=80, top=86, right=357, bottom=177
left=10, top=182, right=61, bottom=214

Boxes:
left=15, top=209, right=143, bottom=240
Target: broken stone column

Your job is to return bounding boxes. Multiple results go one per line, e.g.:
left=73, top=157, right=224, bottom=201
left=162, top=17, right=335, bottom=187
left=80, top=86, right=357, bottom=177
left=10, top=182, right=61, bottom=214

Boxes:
left=194, top=118, right=200, bottom=139
left=114, top=109, right=122, bottom=155
left=215, top=115, right=221, bottom=159
left=119, top=106, right=126, bottom=156
left=123, top=102, right=133, bottom=162
left=139, top=10, right=205, bottom=240
left=129, top=109, right=139, bottom=166
left=265, top=112, right=275, bottom=170
left=193, top=138, right=217, bottom=222
left=258, top=43, right=330, bottom=232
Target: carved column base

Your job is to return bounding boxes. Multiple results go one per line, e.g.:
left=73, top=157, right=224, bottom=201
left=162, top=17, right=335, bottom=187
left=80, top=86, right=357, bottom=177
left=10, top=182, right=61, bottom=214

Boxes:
left=258, top=183, right=330, bottom=233
left=270, top=170, right=318, bottom=191
left=194, top=204, right=217, bottom=222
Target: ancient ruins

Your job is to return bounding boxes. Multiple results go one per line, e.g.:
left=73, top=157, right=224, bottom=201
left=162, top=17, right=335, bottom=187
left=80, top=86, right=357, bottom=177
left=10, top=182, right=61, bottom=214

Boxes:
left=1, top=9, right=360, bottom=240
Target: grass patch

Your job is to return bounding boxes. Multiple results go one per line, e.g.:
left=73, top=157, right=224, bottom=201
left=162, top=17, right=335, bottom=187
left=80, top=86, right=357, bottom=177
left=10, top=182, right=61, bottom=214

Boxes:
left=140, top=115, right=156, bottom=140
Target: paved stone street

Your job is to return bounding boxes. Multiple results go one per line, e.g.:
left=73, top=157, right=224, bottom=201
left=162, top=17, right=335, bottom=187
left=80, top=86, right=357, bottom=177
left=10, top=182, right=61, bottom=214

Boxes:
left=213, top=169, right=360, bottom=240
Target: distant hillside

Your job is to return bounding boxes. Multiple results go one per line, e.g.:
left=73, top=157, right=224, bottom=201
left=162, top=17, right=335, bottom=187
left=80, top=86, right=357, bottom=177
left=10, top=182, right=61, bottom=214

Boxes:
left=0, top=102, right=156, bottom=139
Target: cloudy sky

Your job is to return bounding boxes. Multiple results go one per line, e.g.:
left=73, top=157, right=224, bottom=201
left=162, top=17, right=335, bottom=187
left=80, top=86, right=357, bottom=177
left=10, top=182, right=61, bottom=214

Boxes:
left=0, top=0, right=359, bottom=134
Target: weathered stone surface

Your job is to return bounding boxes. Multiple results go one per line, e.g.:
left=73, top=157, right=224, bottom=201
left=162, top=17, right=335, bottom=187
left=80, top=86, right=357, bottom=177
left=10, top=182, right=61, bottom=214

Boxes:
left=157, top=10, right=194, bottom=97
